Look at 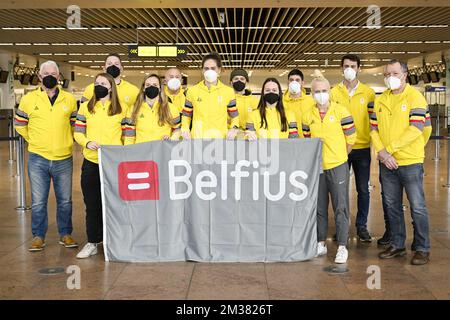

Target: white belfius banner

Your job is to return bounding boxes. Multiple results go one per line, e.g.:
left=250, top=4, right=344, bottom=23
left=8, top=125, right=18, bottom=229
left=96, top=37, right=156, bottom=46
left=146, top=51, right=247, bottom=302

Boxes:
left=99, top=139, right=322, bottom=262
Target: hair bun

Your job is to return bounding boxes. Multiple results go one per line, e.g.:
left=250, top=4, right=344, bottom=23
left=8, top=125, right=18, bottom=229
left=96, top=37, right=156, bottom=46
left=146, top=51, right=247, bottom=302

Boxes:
left=312, top=69, right=325, bottom=80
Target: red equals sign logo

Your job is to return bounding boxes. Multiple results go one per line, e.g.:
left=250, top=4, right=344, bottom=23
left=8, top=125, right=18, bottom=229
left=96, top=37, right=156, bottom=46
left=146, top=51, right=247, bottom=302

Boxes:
left=118, top=161, right=159, bottom=201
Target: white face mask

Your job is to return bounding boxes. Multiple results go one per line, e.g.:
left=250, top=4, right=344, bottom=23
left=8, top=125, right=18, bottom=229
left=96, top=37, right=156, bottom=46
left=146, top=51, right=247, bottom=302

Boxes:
left=344, top=68, right=357, bottom=81
left=167, top=78, right=181, bottom=91
left=288, top=81, right=301, bottom=95
left=385, top=76, right=402, bottom=90
left=314, top=92, right=330, bottom=106
left=204, top=70, right=218, bottom=83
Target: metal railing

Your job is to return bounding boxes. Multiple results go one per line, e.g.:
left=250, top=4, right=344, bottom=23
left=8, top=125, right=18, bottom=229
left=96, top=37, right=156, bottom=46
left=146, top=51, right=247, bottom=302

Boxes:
left=429, top=135, right=450, bottom=188
left=432, top=112, right=442, bottom=161
left=0, top=113, right=31, bottom=211
left=15, top=135, right=31, bottom=211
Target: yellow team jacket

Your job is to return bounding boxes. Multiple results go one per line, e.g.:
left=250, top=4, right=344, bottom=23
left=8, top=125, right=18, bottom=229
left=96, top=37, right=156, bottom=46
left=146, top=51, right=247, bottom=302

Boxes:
left=330, top=81, right=375, bottom=149
left=232, top=90, right=259, bottom=130
left=181, top=80, right=238, bottom=138
left=82, top=79, right=139, bottom=108
left=302, top=102, right=357, bottom=170
left=123, top=100, right=181, bottom=145
left=283, top=89, right=315, bottom=138
left=74, top=100, right=128, bottom=164
left=370, top=84, right=429, bottom=166
left=246, top=107, right=299, bottom=139
left=164, top=86, right=186, bottom=114
left=14, top=87, right=77, bottom=160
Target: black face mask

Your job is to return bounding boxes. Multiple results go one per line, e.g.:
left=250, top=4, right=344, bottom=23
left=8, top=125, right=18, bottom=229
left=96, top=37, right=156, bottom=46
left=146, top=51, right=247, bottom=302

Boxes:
left=264, top=92, right=279, bottom=105
left=106, top=65, right=121, bottom=78
left=144, top=86, right=160, bottom=99
left=42, top=75, right=58, bottom=89
left=232, top=80, right=246, bottom=92
left=94, top=85, right=109, bottom=99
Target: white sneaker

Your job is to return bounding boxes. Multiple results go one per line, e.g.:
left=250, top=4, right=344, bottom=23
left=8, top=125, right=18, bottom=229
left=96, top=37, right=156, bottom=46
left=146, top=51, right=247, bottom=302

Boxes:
left=335, top=246, right=348, bottom=264
left=76, top=243, right=98, bottom=259
left=316, top=242, right=327, bottom=257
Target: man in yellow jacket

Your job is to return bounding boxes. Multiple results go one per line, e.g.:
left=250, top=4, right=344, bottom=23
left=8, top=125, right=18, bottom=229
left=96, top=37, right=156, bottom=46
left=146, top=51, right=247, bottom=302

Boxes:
left=331, top=54, right=376, bottom=242
left=14, top=60, right=78, bottom=252
left=283, top=69, right=315, bottom=138
left=81, top=53, right=139, bottom=107
left=377, top=106, right=432, bottom=247
left=181, top=52, right=238, bottom=139
left=370, top=59, right=430, bottom=265
left=164, top=67, right=186, bottom=114
left=229, top=68, right=259, bottom=131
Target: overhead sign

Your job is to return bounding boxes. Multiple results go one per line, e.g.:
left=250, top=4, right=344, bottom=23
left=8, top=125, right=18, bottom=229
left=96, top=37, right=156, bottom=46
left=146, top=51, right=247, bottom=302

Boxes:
left=128, top=45, right=187, bottom=58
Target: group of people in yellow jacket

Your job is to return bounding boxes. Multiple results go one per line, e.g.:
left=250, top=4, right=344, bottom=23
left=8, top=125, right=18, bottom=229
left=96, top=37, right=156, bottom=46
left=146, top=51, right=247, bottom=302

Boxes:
left=15, top=52, right=431, bottom=265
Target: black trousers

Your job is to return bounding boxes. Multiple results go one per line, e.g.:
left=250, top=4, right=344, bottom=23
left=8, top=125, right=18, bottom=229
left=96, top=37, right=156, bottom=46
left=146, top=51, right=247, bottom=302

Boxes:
left=81, top=159, right=103, bottom=243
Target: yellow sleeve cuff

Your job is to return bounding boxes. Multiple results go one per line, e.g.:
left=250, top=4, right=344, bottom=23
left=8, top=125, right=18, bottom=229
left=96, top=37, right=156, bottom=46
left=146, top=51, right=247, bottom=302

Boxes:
left=386, top=145, right=394, bottom=155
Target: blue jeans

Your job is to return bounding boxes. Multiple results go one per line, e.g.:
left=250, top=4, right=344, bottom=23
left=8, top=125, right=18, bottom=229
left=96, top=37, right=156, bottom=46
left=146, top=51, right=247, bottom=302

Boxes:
left=348, top=148, right=371, bottom=229
left=28, top=152, right=73, bottom=239
left=379, top=168, right=390, bottom=230
left=379, top=163, right=430, bottom=252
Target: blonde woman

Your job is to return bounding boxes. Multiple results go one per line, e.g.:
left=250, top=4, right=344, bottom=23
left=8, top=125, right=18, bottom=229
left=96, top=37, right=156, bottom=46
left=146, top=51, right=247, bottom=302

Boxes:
left=302, top=71, right=356, bottom=264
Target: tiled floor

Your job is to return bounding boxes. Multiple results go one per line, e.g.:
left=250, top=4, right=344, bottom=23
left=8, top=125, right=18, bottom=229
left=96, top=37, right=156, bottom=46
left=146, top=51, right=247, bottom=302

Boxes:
left=0, top=141, right=449, bottom=300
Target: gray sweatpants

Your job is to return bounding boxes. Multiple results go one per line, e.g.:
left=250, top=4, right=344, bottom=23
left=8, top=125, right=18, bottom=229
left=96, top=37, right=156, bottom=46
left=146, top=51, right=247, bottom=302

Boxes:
left=317, top=162, right=350, bottom=246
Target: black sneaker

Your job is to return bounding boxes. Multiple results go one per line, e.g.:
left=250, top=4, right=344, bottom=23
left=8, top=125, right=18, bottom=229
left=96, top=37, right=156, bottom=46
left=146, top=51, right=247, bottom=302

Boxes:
left=377, top=230, right=391, bottom=246
left=357, top=227, right=372, bottom=242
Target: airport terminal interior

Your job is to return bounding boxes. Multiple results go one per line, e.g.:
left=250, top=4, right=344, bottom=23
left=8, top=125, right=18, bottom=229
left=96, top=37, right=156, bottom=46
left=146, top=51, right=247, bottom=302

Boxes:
left=0, top=1, right=450, bottom=300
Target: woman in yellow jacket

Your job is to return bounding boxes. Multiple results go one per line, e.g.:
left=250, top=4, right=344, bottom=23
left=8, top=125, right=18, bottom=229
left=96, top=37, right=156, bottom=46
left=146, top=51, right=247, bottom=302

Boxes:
left=123, top=74, right=181, bottom=144
left=245, top=78, right=299, bottom=140
left=74, top=72, right=128, bottom=259
left=302, top=72, right=356, bottom=264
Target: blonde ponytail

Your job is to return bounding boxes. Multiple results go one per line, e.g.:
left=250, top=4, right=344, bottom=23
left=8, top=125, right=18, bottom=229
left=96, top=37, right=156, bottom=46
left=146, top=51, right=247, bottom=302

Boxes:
left=312, top=69, right=325, bottom=80
left=310, top=69, right=330, bottom=91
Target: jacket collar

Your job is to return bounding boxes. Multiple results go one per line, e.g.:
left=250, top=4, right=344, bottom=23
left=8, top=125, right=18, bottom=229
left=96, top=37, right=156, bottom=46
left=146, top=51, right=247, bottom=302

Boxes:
left=337, top=80, right=363, bottom=97
left=312, top=101, right=337, bottom=116
left=283, top=88, right=307, bottom=102
left=236, top=88, right=253, bottom=96
left=387, top=83, right=410, bottom=96
left=164, top=85, right=185, bottom=97
left=38, top=85, right=64, bottom=103
left=199, top=79, right=225, bottom=92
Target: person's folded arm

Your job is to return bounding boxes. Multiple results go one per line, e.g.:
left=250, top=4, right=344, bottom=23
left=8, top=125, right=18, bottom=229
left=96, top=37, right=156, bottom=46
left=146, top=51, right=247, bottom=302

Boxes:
left=73, top=105, right=89, bottom=147
left=170, top=114, right=182, bottom=140
left=369, top=108, right=385, bottom=153
left=14, top=104, right=30, bottom=142
left=341, top=113, right=357, bottom=146
left=385, top=106, right=426, bottom=154
left=423, top=107, right=432, bottom=146
left=181, top=98, right=193, bottom=133
left=121, top=116, right=136, bottom=145
left=288, top=121, right=299, bottom=139
left=227, top=98, right=239, bottom=129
